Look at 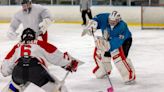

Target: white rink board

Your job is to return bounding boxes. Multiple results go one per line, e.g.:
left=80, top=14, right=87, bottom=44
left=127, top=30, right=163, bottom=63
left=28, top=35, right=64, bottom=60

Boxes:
left=0, top=6, right=141, bottom=23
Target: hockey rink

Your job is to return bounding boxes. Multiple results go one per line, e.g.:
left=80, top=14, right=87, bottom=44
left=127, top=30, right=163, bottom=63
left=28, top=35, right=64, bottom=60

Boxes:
left=0, top=23, right=164, bottom=92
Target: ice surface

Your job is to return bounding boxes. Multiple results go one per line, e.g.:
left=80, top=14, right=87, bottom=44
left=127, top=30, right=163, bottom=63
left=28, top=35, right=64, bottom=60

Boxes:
left=0, top=23, right=164, bottom=92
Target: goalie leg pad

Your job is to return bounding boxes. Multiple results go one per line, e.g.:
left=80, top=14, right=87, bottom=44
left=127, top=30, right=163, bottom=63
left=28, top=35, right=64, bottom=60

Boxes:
left=93, top=48, right=112, bottom=79
left=93, top=47, right=100, bottom=68
left=93, top=56, right=112, bottom=79
left=111, top=47, right=136, bottom=82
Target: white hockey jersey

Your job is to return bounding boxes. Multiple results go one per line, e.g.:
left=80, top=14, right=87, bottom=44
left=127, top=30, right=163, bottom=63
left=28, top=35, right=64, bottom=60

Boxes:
left=1, top=40, right=71, bottom=77
left=10, top=4, right=53, bottom=34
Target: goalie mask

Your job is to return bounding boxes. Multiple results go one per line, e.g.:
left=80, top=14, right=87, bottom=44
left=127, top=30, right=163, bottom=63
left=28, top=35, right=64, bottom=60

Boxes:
left=21, top=28, right=36, bottom=43
left=108, top=11, right=121, bottom=29
left=21, top=0, right=32, bottom=13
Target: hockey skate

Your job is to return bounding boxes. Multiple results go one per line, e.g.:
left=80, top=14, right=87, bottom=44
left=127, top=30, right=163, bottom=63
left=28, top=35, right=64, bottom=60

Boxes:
left=124, top=78, right=136, bottom=85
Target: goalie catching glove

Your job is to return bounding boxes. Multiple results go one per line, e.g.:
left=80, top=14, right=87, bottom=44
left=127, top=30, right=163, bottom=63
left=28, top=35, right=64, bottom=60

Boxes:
left=81, top=20, right=98, bottom=36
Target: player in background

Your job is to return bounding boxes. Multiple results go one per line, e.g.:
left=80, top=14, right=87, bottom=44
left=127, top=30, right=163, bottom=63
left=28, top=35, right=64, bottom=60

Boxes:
left=80, top=0, right=93, bottom=26
left=7, top=0, right=53, bottom=42
left=82, top=11, right=136, bottom=84
left=1, top=28, right=80, bottom=92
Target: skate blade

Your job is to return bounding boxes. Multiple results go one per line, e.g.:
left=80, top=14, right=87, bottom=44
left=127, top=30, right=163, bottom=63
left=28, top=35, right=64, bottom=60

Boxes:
left=124, top=80, right=136, bottom=85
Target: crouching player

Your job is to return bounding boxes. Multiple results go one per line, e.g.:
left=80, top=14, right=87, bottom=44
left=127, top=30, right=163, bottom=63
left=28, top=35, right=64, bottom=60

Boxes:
left=1, top=28, right=81, bottom=92
left=82, top=11, right=136, bottom=84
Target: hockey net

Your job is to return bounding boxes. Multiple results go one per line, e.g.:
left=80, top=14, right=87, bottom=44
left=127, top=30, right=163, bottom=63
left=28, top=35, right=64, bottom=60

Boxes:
left=141, top=5, right=164, bottom=30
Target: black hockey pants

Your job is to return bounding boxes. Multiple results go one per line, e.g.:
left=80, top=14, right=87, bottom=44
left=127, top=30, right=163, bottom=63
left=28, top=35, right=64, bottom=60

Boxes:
left=81, top=9, right=93, bottom=25
left=12, top=56, right=55, bottom=87
left=104, top=37, right=132, bottom=58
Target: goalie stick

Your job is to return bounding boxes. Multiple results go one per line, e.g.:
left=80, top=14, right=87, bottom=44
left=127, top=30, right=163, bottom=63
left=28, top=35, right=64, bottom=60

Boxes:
left=91, top=29, right=114, bottom=92
left=53, top=71, right=70, bottom=92
left=54, top=55, right=85, bottom=92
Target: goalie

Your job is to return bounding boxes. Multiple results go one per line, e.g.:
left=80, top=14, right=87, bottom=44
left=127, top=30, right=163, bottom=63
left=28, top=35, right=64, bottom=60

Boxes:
left=1, top=28, right=81, bottom=92
left=82, top=11, right=136, bottom=84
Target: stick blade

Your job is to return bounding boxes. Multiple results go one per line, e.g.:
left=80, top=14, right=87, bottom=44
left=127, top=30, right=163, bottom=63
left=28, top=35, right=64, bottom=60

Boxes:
left=107, top=87, right=114, bottom=92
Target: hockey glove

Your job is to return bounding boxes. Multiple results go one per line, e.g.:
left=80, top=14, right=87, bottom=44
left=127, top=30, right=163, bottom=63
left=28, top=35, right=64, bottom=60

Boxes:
left=39, top=18, right=52, bottom=34
left=64, top=60, right=79, bottom=72
left=104, top=51, right=111, bottom=57
left=7, top=29, right=19, bottom=40
left=1, top=61, right=15, bottom=77
left=81, top=20, right=98, bottom=36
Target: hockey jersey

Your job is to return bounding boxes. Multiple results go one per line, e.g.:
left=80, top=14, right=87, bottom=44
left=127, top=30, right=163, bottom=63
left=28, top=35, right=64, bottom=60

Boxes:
left=80, top=0, right=92, bottom=10
left=92, top=13, right=132, bottom=52
left=10, top=4, right=53, bottom=34
left=1, top=40, right=70, bottom=77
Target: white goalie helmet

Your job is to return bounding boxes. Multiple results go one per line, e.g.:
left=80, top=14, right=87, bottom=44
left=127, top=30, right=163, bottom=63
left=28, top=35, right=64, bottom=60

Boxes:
left=109, top=11, right=121, bottom=21
left=108, top=11, right=121, bottom=28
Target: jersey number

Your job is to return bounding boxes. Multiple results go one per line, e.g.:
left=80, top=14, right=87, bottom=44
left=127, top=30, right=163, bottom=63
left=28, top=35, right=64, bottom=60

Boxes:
left=21, top=45, right=31, bottom=56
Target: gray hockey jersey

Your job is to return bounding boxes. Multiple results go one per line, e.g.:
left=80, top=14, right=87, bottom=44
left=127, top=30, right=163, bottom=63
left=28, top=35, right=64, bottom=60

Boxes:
left=80, top=0, right=92, bottom=10
left=10, top=4, right=53, bottom=34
